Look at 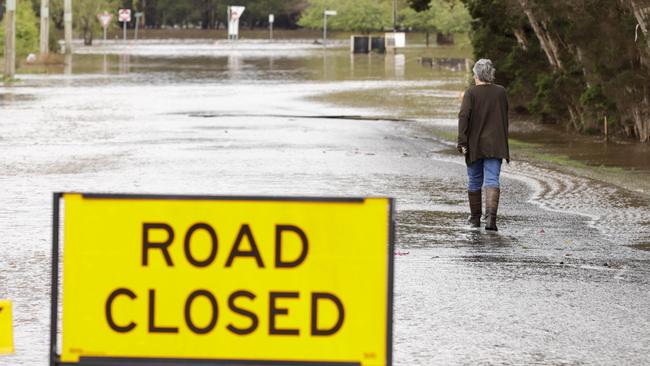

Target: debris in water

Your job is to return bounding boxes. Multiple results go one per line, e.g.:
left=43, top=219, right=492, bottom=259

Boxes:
left=394, top=251, right=410, bottom=256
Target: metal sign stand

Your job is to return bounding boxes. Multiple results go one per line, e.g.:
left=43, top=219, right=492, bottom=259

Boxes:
left=323, top=10, right=337, bottom=48
left=118, top=9, right=132, bottom=42
left=134, top=12, right=144, bottom=40
left=97, top=12, right=113, bottom=44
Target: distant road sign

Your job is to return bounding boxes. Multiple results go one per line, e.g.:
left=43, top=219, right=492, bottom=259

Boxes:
left=324, top=10, right=338, bottom=16
left=269, top=14, right=274, bottom=23
left=97, top=12, right=113, bottom=28
left=0, top=300, right=14, bottom=355
left=228, top=6, right=246, bottom=40
left=118, top=9, right=131, bottom=22
left=50, top=193, right=394, bottom=366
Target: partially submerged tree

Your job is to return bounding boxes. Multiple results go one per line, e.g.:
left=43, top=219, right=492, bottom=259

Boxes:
left=298, top=0, right=393, bottom=33
left=401, top=0, right=470, bottom=46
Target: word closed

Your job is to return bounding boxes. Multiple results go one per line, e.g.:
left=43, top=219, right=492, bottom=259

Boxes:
left=55, top=193, right=393, bottom=366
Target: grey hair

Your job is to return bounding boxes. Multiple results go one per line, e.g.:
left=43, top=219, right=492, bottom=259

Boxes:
left=473, top=59, right=495, bottom=83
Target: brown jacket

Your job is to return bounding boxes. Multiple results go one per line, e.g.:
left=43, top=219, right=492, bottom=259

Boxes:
left=457, top=84, right=510, bottom=166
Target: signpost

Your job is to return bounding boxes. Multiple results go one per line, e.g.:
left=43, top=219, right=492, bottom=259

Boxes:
left=323, top=10, right=337, bottom=48
left=227, top=6, right=246, bottom=40
left=0, top=300, right=14, bottom=355
left=134, top=12, right=144, bottom=40
left=50, top=193, right=394, bottom=366
left=269, top=14, right=275, bottom=40
left=97, top=12, right=113, bottom=44
left=118, top=9, right=132, bottom=42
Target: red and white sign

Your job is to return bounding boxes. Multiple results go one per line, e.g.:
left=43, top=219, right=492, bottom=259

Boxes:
left=97, top=12, right=113, bottom=28
left=118, top=9, right=131, bottom=23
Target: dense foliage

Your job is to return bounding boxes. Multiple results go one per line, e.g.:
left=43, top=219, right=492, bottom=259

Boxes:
left=125, top=0, right=307, bottom=29
left=298, top=0, right=394, bottom=33
left=461, top=0, right=650, bottom=142
left=401, top=0, right=470, bottom=45
left=298, top=0, right=469, bottom=37
left=48, top=0, right=120, bottom=45
left=0, top=1, right=39, bottom=57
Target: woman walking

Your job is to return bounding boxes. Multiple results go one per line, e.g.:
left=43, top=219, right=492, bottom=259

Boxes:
left=457, top=59, right=510, bottom=231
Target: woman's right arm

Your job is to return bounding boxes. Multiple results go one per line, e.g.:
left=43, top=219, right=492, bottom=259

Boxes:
left=457, top=90, right=472, bottom=153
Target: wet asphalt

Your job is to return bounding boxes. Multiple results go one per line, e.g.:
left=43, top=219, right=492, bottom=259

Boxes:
left=0, top=41, right=649, bottom=365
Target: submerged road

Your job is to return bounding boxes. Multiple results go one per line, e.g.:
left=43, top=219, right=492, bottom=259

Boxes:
left=0, top=41, right=649, bottom=365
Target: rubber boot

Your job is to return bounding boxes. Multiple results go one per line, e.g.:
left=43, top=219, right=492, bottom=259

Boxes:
left=485, top=187, right=500, bottom=231
left=467, top=190, right=482, bottom=228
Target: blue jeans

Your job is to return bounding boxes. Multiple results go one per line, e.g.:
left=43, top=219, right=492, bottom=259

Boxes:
left=467, top=158, right=502, bottom=192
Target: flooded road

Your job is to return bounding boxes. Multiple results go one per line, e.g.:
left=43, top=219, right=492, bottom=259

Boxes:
left=1, top=40, right=649, bottom=365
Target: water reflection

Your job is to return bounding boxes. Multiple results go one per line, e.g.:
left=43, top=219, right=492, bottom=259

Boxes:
left=15, top=41, right=471, bottom=86
left=119, top=54, right=130, bottom=74
left=228, top=53, right=242, bottom=79
left=385, top=53, right=406, bottom=79
left=102, top=54, right=108, bottom=74
left=64, top=54, right=72, bottom=76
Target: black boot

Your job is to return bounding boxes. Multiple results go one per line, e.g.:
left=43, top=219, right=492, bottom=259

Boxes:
left=467, top=190, right=482, bottom=228
left=485, top=187, right=500, bottom=231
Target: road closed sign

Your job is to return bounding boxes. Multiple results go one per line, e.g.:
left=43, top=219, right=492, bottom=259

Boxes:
left=0, top=300, right=14, bottom=355
left=51, top=193, right=394, bottom=366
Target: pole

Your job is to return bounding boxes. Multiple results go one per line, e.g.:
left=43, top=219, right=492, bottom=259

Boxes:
left=134, top=16, right=139, bottom=40
left=604, top=115, right=609, bottom=142
left=323, top=13, right=327, bottom=48
left=4, top=0, right=16, bottom=80
left=103, top=26, right=107, bottom=43
left=123, top=22, right=127, bottom=42
left=40, top=0, right=50, bottom=55
left=64, top=0, right=72, bottom=54
left=270, top=22, right=273, bottom=40
left=392, top=0, right=397, bottom=32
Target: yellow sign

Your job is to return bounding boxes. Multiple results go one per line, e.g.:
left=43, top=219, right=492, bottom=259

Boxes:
left=0, top=300, right=14, bottom=355
left=54, top=193, right=394, bottom=366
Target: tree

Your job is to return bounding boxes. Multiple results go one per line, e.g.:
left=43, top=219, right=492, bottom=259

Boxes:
left=0, top=1, right=39, bottom=57
left=462, top=0, right=650, bottom=142
left=401, top=0, right=470, bottom=46
left=49, top=0, right=120, bottom=45
left=298, top=0, right=393, bottom=33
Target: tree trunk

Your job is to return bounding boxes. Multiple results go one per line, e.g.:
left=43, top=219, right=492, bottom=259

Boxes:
left=517, top=0, right=563, bottom=70
left=513, top=27, right=528, bottom=50
left=426, top=31, right=430, bottom=47
left=142, top=0, right=147, bottom=28
left=629, top=0, right=650, bottom=49
left=84, top=26, right=93, bottom=46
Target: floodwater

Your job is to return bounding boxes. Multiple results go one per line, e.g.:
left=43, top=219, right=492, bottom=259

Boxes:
left=1, top=40, right=649, bottom=365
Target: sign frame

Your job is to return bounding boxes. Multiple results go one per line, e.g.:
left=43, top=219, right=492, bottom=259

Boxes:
left=49, top=192, right=395, bottom=366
